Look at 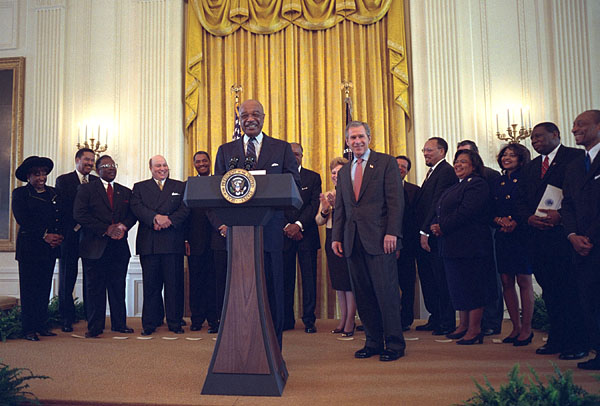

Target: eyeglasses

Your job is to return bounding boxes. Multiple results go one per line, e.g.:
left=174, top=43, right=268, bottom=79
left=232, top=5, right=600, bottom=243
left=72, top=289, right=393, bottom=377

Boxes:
left=240, top=112, right=265, bottom=120
left=98, top=163, right=118, bottom=169
left=421, top=148, right=440, bottom=153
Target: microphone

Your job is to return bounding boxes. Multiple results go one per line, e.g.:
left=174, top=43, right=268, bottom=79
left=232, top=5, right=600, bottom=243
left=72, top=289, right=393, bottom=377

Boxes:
left=244, top=156, right=255, bottom=171
left=228, top=157, right=239, bottom=170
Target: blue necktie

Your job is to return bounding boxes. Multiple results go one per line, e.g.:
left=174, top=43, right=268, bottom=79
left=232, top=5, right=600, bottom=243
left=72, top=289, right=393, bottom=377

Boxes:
left=247, top=137, right=257, bottom=168
left=584, top=153, right=591, bottom=173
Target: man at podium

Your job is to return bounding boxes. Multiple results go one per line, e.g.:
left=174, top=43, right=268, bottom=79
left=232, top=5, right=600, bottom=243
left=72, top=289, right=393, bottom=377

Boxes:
left=214, top=99, right=300, bottom=348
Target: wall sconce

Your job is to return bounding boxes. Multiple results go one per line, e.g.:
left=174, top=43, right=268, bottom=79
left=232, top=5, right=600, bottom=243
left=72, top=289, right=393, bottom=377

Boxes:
left=495, top=107, right=531, bottom=144
left=77, top=124, right=108, bottom=157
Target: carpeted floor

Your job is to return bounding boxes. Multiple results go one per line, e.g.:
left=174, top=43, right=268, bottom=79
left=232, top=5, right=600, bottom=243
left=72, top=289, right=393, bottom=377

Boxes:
left=1, top=318, right=598, bottom=406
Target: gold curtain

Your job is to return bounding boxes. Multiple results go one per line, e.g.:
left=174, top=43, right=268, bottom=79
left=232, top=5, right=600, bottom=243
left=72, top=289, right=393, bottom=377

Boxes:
left=184, top=0, right=410, bottom=318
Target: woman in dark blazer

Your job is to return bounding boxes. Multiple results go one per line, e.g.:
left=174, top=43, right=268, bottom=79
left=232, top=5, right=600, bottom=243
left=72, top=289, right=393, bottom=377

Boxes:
left=12, top=156, right=64, bottom=341
left=491, top=143, right=534, bottom=346
left=430, top=149, right=494, bottom=345
left=315, top=157, right=356, bottom=337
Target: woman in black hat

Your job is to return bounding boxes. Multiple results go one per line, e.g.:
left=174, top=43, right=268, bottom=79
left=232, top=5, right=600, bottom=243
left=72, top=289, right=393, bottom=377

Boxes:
left=12, top=156, right=65, bottom=341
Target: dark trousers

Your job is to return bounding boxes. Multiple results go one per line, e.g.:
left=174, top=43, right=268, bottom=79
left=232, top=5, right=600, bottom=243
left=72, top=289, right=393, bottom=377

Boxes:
left=416, top=240, right=455, bottom=330
left=347, top=234, right=405, bottom=351
left=58, top=230, right=85, bottom=324
left=140, top=254, right=184, bottom=331
left=575, top=249, right=600, bottom=352
left=82, top=247, right=129, bottom=334
left=188, top=250, right=219, bottom=327
left=482, top=229, right=503, bottom=331
left=532, top=245, right=587, bottom=352
left=397, top=249, right=416, bottom=328
left=18, top=258, right=55, bottom=334
left=283, top=242, right=318, bottom=328
left=264, top=250, right=284, bottom=349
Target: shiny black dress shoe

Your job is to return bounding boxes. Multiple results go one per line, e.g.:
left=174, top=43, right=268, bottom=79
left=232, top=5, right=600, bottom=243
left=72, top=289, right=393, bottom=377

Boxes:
left=62, top=324, right=73, bottom=333
left=85, top=330, right=102, bottom=338
left=37, top=330, right=57, bottom=336
left=24, top=333, right=40, bottom=341
left=502, top=335, right=518, bottom=343
left=456, top=333, right=484, bottom=345
left=513, top=332, right=534, bottom=347
left=379, top=348, right=404, bottom=362
left=141, top=328, right=154, bottom=336
left=190, top=324, right=202, bottom=332
left=415, top=322, right=436, bottom=331
left=446, top=330, right=467, bottom=340
left=536, top=345, right=561, bottom=355
left=111, top=327, right=134, bottom=334
left=577, top=356, right=600, bottom=370
left=331, top=327, right=344, bottom=334
left=207, top=325, right=219, bottom=334
left=432, top=328, right=454, bottom=336
left=559, top=350, right=588, bottom=360
left=169, top=327, right=184, bottom=334
left=354, top=346, right=383, bottom=359
left=304, top=324, right=317, bottom=333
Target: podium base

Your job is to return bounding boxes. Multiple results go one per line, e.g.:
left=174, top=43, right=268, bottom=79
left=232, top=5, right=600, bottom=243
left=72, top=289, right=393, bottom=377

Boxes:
left=202, top=366, right=288, bottom=396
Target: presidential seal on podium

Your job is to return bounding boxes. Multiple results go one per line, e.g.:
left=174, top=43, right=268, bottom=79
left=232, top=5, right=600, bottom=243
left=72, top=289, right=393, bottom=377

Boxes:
left=220, top=168, right=257, bottom=204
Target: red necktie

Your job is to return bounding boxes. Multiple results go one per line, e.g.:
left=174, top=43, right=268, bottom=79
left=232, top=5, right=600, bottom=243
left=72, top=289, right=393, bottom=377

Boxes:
left=354, top=158, right=363, bottom=200
left=107, top=183, right=114, bottom=209
left=541, top=156, right=550, bottom=178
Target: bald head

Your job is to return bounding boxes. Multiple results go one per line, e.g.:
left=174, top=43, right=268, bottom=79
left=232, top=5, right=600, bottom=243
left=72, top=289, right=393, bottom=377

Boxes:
left=239, top=99, right=265, bottom=137
left=149, top=155, right=169, bottom=181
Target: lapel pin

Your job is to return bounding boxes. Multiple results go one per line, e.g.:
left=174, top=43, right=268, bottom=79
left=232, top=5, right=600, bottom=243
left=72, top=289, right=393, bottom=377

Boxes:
left=369, top=164, right=374, bottom=168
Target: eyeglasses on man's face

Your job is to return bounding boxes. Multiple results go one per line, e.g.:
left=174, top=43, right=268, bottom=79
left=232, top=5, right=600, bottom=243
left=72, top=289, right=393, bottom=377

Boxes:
left=98, top=163, right=118, bottom=169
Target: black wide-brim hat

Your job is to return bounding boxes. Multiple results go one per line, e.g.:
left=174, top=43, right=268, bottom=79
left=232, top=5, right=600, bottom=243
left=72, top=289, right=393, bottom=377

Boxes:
left=15, top=156, right=54, bottom=182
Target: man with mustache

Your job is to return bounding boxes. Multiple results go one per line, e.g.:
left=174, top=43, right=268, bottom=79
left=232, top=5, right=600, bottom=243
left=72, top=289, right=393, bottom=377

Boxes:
left=131, top=155, right=190, bottom=336
left=214, top=99, right=300, bottom=349
left=73, top=155, right=137, bottom=337
left=55, top=148, right=98, bottom=332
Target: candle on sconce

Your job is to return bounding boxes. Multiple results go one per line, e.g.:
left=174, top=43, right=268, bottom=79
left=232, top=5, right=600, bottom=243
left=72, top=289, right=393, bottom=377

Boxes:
left=85, top=125, right=88, bottom=142
left=528, top=110, right=532, bottom=129
left=105, top=129, right=108, bottom=146
left=507, top=109, right=510, bottom=127
left=520, top=108, right=524, bottom=127
left=78, top=127, right=81, bottom=144
left=97, top=125, right=100, bottom=144
left=496, top=114, right=499, bottom=133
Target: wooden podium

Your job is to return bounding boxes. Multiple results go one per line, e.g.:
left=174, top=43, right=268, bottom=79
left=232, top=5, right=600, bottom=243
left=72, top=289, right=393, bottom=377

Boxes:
left=184, top=173, right=302, bottom=396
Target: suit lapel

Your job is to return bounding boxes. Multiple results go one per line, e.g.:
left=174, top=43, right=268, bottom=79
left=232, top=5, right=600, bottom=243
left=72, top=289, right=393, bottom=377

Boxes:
left=357, top=151, right=378, bottom=202
left=583, top=153, right=600, bottom=185
left=95, top=180, right=112, bottom=211
left=256, top=133, right=273, bottom=169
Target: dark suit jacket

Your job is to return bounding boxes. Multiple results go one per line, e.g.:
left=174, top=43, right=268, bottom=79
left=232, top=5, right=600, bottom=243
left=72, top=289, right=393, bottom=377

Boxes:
left=55, top=171, right=99, bottom=232
left=73, top=180, right=137, bottom=260
left=414, top=159, right=458, bottom=234
left=332, top=150, right=404, bottom=257
left=130, top=178, right=190, bottom=255
left=12, top=184, right=64, bottom=261
left=185, top=207, right=212, bottom=256
left=402, top=181, right=420, bottom=254
left=214, top=133, right=300, bottom=252
left=435, top=176, right=493, bottom=258
left=284, top=167, right=322, bottom=251
left=561, top=153, right=600, bottom=251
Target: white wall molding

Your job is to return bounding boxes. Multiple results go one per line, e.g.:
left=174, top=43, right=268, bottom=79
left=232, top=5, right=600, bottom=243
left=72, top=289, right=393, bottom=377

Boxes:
left=0, top=0, right=18, bottom=50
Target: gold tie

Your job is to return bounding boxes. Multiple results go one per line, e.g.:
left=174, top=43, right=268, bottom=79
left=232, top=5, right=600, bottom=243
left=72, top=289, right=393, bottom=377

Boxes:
left=157, top=180, right=163, bottom=191
left=81, top=176, right=88, bottom=184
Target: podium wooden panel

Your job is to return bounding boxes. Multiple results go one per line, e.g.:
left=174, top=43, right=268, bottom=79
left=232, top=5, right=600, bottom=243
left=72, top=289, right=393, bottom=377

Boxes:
left=184, top=174, right=301, bottom=397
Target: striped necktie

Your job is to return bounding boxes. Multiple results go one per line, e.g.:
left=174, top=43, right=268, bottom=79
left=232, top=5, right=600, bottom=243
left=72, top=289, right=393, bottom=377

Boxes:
left=541, top=156, right=550, bottom=178
left=247, top=137, right=257, bottom=168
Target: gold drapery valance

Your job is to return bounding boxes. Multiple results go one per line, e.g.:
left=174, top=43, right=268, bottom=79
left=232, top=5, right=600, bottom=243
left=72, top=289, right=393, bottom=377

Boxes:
left=185, top=0, right=409, bottom=131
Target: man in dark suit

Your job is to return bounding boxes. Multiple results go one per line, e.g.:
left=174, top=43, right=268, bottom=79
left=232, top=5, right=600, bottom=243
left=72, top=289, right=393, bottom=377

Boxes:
left=55, top=147, right=98, bottom=332
left=131, top=155, right=190, bottom=335
left=332, top=121, right=405, bottom=361
left=185, top=151, right=219, bottom=333
left=515, top=122, right=587, bottom=360
left=561, top=110, right=600, bottom=370
left=214, top=99, right=300, bottom=348
left=395, top=155, right=420, bottom=331
left=73, top=155, right=137, bottom=337
left=456, top=140, right=503, bottom=337
left=283, top=142, right=322, bottom=333
left=414, top=137, right=457, bottom=335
